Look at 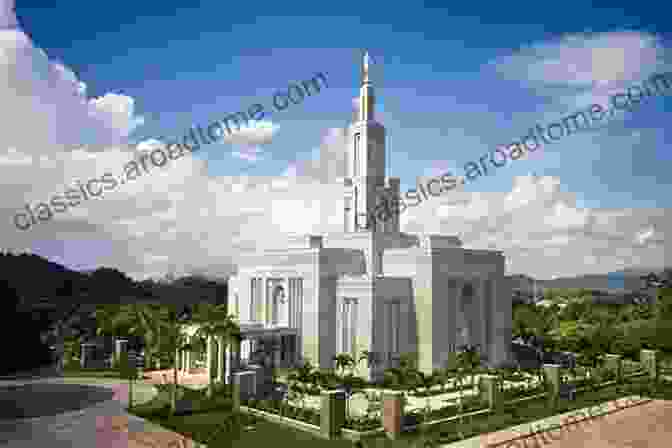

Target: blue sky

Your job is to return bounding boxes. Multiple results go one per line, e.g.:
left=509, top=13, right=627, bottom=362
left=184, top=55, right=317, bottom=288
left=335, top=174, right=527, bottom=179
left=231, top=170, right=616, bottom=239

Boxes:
left=1, top=0, right=670, bottom=279
left=15, top=0, right=671, bottom=206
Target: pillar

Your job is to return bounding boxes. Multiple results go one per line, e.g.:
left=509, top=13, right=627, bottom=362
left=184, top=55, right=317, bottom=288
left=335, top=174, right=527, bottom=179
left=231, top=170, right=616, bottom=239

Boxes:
left=479, top=375, right=502, bottom=411
left=543, top=364, right=561, bottom=410
left=640, top=349, right=659, bottom=382
left=217, top=335, right=225, bottom=383
left=226, top=338, right=241, bottom=384
left=382, top=391, right=404, bottom=440
left=604, top=354, right=623, bottom=382
left=234, top=371, right=256, bottom=403
left=115, top=338, right=128, bottom=365
left=454, top=278, right=463, bottom=352
left=80, top=344, right=89, bottom=368
left=206, top=335, right=214, bottom=381
left=225, top=346, right=232, bottom=385
left=321, top=390, right=346, bottom=439
left=478, top=278, right=487, bottom=358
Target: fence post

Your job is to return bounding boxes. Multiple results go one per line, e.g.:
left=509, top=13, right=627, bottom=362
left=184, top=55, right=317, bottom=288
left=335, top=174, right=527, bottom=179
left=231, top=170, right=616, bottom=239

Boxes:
left=543, top=364, right=561, bottom=410
left=382, top=391, right=405, bottom=440
left=604, top=354, right=623, bottom=383
left=640, top=349, right=659, bottom=383
left=320, top=390, right=345, bottom=439
left=479, top=375, right=502, bottom=411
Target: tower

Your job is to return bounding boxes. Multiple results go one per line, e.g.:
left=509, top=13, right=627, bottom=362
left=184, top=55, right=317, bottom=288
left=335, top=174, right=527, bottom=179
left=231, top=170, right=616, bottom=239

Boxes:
left=343, top=51, right=400, bottom=234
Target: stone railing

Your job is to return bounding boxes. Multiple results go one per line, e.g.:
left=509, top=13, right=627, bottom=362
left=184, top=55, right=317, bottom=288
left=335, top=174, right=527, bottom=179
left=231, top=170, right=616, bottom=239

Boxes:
left=229, top=349, right=663, bottom=442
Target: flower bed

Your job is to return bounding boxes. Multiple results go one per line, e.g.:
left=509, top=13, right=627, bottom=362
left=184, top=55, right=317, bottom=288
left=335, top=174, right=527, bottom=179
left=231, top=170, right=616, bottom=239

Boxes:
left=405, top=395, right=489, bottom=423
left=243, top=398, right=321, bottom=427
left=502, top=382, right=547, bottom=400
left=343, top=415, right=381, bottom=431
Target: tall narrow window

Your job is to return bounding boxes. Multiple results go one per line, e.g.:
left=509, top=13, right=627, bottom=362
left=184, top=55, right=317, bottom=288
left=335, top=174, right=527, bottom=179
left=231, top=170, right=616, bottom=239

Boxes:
left=354, top=133, right=361, bottom=177
left=341, top=298, right=358, bottom=354
left=386, top=301, right=400, bottom=361
left=250, top=278, right=261, bottom=322
left=377, top=251, right=383, bottom=276
left=392, top=302, right=400, bottom=354
left=288, top=278, right=303, bottom=330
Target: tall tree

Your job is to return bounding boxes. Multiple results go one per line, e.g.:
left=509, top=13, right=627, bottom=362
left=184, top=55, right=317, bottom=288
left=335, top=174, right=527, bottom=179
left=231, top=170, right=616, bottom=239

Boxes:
left=192, top=303, right=239, bottom=397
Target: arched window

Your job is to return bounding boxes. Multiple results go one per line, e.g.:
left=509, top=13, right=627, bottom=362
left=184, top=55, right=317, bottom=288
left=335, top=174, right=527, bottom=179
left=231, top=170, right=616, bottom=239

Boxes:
left=272, top=286, right=285, bottom=324
left=461, top=282, right=474, bottom=311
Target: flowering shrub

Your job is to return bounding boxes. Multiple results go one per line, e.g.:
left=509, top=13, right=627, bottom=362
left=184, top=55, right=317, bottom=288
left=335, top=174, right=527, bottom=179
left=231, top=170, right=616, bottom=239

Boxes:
left=242, top=398, right=321, bottom=427
left=343, top=414, right=381, bottom=431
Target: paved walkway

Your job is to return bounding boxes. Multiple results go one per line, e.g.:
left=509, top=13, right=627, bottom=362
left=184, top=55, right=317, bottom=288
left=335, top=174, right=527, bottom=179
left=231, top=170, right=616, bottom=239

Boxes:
left=0, top=375, right=205, bottom=448
left=436, top=395, right=670, bottom=448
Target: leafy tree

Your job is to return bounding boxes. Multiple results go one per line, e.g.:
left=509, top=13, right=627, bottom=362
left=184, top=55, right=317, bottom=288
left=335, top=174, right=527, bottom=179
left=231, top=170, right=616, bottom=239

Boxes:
left=655, top=287, right=672, bottom=321
left=192, top=303, right=239, bottom=397
left=333, top=353, right=356, bottom=378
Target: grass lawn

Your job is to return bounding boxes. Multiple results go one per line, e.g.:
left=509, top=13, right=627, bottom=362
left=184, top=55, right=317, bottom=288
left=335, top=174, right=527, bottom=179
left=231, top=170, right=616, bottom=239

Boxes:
left=127, top=373, right=672, bottom=448
left=129, top=385, right=358, bottom=448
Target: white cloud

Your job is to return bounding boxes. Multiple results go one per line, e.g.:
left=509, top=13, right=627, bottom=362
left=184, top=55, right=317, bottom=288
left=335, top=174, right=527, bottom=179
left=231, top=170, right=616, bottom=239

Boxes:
left=0, top=5, right=144, bottom=156
left=0, top=12, right=668, bottom=282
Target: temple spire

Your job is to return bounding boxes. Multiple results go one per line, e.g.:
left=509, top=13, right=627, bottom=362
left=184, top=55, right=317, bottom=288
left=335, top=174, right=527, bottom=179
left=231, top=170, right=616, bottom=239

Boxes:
left=362, top=51, right=371, bottom=84
left=359, top=50, right=375, bottom=121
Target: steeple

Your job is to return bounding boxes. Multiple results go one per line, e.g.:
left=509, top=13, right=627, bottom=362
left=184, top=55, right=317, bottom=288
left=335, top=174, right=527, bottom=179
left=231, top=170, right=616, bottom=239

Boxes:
left=343, top=50, right=400, bottom=235
left=359, top=51, right=375, bottom=122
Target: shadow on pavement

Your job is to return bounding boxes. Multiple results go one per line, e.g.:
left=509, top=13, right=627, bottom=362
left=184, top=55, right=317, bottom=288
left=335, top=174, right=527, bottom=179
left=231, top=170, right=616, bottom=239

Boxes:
left=0, top=383, right=115, bottom=419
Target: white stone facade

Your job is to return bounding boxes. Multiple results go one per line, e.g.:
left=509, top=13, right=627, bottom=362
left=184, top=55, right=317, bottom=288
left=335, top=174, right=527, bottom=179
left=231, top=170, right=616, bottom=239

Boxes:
left=225, top=53, right=512, bottom=382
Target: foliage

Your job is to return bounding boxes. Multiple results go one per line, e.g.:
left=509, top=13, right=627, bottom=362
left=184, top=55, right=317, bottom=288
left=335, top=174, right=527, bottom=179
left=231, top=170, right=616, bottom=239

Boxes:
left=243, top=398, right=321, bottom=427
left=191, top=303, right=240, bottom=397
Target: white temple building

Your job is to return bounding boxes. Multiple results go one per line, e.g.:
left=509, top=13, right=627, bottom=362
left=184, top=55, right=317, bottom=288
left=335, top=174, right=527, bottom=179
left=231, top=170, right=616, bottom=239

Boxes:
left=226, top=52, right=512, bottom=382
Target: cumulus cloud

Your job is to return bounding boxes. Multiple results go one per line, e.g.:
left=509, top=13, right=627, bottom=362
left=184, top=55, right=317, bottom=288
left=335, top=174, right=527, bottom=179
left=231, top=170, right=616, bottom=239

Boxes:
left=410, top=173, right=669, bottom=279
left=0, top=1, right=143, bottom=156
left=0, top=13, right=668, bottom=283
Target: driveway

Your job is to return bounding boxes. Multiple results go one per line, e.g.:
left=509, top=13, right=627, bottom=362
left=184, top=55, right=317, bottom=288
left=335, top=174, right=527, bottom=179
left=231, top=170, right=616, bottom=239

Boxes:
left=0, top=376, right=204, bottom=448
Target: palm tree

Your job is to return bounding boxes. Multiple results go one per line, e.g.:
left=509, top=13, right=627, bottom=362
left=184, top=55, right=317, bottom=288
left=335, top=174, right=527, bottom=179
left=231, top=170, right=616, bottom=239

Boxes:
left=192, top=303, right=239, bottom=398
left=94, top=302, right=162, bottom=369
left=145, top=304, right=196, bottom=414
left=333, top=353, right=356, bottom=378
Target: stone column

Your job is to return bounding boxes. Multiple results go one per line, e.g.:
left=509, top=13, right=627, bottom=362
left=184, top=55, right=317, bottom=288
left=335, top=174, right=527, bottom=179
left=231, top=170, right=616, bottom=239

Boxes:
left=641, top=349, right=659, bottom=382
left=225, top=345, right=232, bottom=384
left=115, top=338, right=128, bottom=365
left=604, top=354, right=623, bottom=382
left=80, top=344, right=90, bottom=368
left=261, top=276, right=268, bottom=324
left=454, top=278, right=463, bottom=352
left=382, top=391, right=405, bottom=440
left=479, top=375, right=502, bottom=411
left=321, top=390, right=346, bottom=439
left=226, top=337, right=241, bottom=384
left=217, top=335, right=225, bottom=383
left=234, top=370, right=256, bottom=402
left=543, top=364, right=561, bottom=410
left=206, top=335, right=214, bottom=381
left=446, top=278, right=458, bottom=358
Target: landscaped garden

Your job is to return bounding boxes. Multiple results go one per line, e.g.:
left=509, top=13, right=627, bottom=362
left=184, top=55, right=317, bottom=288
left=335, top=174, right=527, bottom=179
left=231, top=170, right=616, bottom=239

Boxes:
left=71, top=275, right=672, bottom=447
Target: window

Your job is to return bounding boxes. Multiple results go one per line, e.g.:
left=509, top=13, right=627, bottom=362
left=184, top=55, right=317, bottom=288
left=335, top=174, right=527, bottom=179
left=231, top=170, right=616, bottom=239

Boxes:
left=250, top=278, right=262, bottom=322
left=341, top=298, right=357, bottom=354
left=386, top=301, right=400, bottom=358
left=377, top=251, right=383, bottom=276
left=271, top=285, right=285, bottom=324
left=354, top=133, right=360, bottom=176
left=288, top=278, right=303, bottom=329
